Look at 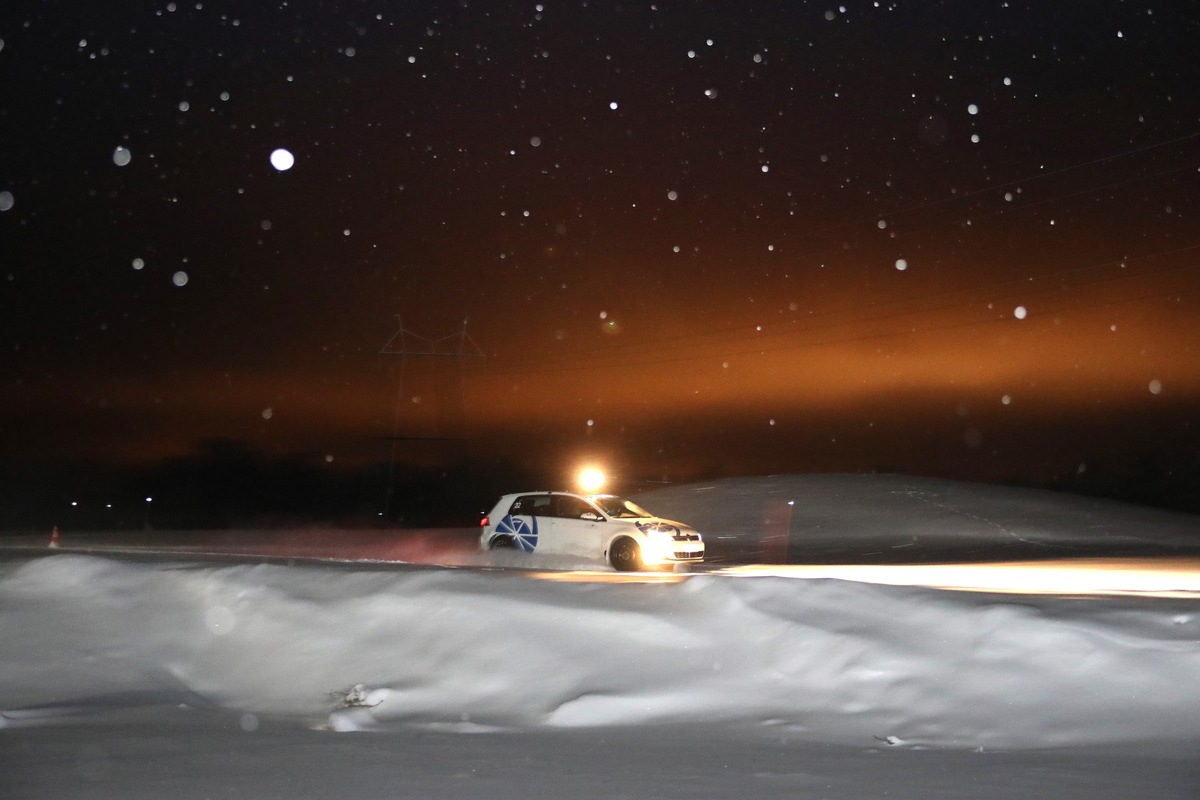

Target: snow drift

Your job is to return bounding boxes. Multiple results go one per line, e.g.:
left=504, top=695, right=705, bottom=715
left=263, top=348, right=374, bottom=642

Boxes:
left=2, top=552, right=1197, bottom=749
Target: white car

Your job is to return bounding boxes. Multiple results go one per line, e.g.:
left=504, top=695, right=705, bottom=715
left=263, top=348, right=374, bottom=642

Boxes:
left=479, top=491, right=705, bottom=571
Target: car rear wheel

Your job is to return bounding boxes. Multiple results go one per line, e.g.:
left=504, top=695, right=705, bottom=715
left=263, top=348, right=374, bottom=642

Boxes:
left=609, top=536, right=642, bottom=572
left=490, top=535, right=517, bottom=550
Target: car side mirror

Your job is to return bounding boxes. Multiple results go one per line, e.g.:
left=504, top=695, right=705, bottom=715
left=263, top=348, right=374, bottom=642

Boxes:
left=581, top=512, right=602, bottom=521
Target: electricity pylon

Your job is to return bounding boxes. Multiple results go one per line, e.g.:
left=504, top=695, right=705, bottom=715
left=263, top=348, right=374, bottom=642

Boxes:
left=376, top=317, right=485, bottom=524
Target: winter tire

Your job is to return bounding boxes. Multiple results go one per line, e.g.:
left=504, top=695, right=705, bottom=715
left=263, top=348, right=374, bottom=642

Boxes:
left=609, top=536, right=642, bottom=572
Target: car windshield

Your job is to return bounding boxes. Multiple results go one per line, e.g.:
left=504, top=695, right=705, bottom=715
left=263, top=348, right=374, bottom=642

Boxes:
left=591, top=496, right=654, bottom=519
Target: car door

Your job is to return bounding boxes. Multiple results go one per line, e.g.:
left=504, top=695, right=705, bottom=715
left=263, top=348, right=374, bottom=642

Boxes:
left=549, top=495, right=607, bottom=559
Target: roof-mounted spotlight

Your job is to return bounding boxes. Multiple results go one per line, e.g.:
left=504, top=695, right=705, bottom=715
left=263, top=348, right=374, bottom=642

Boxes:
left=576, top=467, right=606, bottom=494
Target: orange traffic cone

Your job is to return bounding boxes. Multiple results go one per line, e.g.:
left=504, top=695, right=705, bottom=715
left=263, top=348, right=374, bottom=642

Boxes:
left=49, top=526, right=61, bottom=548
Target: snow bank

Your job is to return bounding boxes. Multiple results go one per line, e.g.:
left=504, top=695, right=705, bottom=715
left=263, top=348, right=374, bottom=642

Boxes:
left=2, top=554, right=1197, bottom=749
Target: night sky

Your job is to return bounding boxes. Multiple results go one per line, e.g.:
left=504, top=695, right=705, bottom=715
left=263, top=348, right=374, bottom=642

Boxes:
left=3, top=1, right=1199, bottom=516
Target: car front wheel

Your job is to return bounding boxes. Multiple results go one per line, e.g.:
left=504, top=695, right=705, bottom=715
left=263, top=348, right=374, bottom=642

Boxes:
left=609, top=536, right=642, bottom=572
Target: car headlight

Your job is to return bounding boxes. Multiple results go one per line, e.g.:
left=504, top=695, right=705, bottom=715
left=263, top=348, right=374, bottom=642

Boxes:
left=641, top=530, right=675, bottom=564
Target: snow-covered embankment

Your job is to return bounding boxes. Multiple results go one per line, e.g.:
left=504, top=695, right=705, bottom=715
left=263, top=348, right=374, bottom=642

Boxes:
left=1, top=553, right=1196, bottom=749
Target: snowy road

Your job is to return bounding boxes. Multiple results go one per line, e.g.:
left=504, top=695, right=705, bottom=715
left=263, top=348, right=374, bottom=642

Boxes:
left=5, top=539, right=1200, bottom=598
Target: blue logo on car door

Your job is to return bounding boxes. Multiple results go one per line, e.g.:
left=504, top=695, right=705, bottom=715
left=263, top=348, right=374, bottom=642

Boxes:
left=498, top=515, right=538, bottom=552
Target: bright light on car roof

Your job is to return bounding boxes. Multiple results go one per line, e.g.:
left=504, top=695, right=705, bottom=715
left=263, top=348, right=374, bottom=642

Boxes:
left=576, top=467, right=606, bottom=493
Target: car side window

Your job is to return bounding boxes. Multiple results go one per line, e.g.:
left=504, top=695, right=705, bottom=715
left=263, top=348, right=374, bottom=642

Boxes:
left=509, top=495, right=552, bottom=516
left=554, top=496, right=601, bottom=520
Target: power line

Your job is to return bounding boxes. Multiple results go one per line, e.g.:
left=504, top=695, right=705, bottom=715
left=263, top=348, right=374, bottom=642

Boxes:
left=877, top=129, right=1200, bottom=222
left=483, top=243, right=1200, bottom=376
left=484, top=283, right=1195, bottom=377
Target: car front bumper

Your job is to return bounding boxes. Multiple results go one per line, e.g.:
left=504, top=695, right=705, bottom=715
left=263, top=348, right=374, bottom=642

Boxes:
left=642, top=538, right=705, bottom=565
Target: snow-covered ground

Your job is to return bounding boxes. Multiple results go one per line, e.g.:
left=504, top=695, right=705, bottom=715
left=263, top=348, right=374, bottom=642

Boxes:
left=2, top=475, right=1198, bottom=798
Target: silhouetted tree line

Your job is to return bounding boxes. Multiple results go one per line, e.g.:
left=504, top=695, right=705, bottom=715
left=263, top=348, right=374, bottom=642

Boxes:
left=2, top=437, right=1197, bottom=533
left=1, top=438, right=550, bottom=532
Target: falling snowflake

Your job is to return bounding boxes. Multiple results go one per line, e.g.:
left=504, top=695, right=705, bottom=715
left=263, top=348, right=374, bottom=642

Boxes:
left=270, top=148, right=295, bottom=171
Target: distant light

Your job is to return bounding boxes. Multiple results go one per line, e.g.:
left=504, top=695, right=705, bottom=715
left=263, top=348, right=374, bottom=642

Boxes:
left=577, top=468, right=606, bottom=493
left=145, top=497, right=153, bottom=503
left=1149, top=379, right=1163, bottom=395
left=609, top=101, right=618, bottom=110
left=968, top=103, right=979, bottom=115
left=1014, top=305, right=1028, bottom=320
left=172, top=270, right=189, bottom=287
left=270, top=148, right=295, bottom=171
left=113, top=146, right=132, bottom=167
left=895, top=258, right=908, bottom=271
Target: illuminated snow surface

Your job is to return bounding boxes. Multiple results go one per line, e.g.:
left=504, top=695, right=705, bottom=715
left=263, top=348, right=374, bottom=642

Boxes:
left=2, top=475, right=1199, bottom=799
